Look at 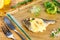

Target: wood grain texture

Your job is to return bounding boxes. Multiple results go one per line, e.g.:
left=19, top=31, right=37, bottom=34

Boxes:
left=0, top=0, right=60, bottom=40
left=11, top=0, right=60, bottom=40
left=0, top=18, right=22, bottom=40
left=12, top=9, right=60, bottom=40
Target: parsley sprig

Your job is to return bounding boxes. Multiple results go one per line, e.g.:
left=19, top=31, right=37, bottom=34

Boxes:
left=11, top=0, right=33, bottom=8
left=50, top=28, right=60, bottom=37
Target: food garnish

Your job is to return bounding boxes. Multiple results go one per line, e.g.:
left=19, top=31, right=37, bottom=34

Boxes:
left=57, top=8, right=60, bottom=13
left=52, top=0, right=60, bottom=7
left=44, top=0, right=60, bottom=14
left=57, top=10, right=60, bottom=13
left=50, top=28, right=60, bottom=37
left=25, top=0, right=32, bottom=2
left=44, top=2, right=53, bottom=9
left=11, top=1, right=27, bottom=8
left=52, top=0, right=60, bottom=13
left=46, top=6, right=57, bottom=14
left=4, top=0, right=11, bottom=5
left=30, top=5, right=40, bottom=16
left=0, top=0, right=11, bottom=9
left=44, top=2, right=57, bottom=14
left=0, top=0, right=11, bottom=16
left=0, top=0, right=4, bottom=9
left=11, top=0, right=33, bottom=8
left=23, top=18, right=55, bottom=32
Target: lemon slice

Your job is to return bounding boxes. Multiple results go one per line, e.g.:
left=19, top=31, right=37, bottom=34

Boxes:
left=0, top=0, right=4, bottom=9
left=4, top=0, right=11, bottom=5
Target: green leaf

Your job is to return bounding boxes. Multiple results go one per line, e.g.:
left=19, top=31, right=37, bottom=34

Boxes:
left=11, top=5, right=17, bottom=8
left=30, top=5, right=40, bottom=16
left=44, top=1, right=57, bottom=14
left=58, top=28, right=60, bottom=32
left=46, top=6, right=57, bottom=14
left=57, top=8, right=60, bottom=13
left=25, top=0, right=32, bottom=2
left=17, top=1, right=27, bottom=5
left=52, top=0, right=60, bottom=7
left=11, top=0, right=33, bottom=8
left=50, top=28, right=60, bottom=38
left=51, top=33, right=55, bottom=37
left=44, top=2, right=52, bottom=9
left=57, top=10, right=60, bottom=13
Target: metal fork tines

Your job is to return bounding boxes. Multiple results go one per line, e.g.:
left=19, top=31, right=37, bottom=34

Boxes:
left=1, top=26, right=16, bottom=40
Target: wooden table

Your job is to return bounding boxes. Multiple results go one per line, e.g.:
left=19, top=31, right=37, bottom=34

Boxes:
left=0, top=0, right=60, bottom=40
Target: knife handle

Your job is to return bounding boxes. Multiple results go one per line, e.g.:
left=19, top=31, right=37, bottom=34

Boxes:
left=14, top=30, right=25, bottom=40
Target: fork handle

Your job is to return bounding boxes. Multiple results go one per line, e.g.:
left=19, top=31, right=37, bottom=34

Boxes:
left=14, top=30, right=25, bottom=40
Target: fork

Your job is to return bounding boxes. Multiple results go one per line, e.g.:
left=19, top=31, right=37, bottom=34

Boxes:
left=4, top=17, right=25, bottom=40
left=1, top=26, right=16, bottom=40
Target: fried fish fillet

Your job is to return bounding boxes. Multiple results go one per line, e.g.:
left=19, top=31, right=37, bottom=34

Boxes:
left=23, top=18, right=55, bottom=32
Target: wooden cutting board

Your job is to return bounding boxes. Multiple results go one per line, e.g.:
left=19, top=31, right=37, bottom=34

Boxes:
left=11, top=0, right=60, bottom=40
left=12, top=8, right=60, bottom=40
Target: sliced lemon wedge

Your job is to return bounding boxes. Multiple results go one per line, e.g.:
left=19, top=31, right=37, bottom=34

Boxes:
left=0, top=0, right=4, bottom=9
left=4, top=0, right=11, bottom=5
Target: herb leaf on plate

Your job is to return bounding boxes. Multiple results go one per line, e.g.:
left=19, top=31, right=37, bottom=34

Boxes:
left=44, top=2, right=57, bottom=14
left=30, top=5, right=41, bottom=16
left=11, top=0, right=33, bottom=8
left=52, top=0, right=60, bottom=7
left=50, top=28, right=60, bottom=38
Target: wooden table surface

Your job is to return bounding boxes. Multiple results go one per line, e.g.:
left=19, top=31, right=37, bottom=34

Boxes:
left=0, top=0, right=60, bottom=40
left=0, top=0, right=41, bottom=40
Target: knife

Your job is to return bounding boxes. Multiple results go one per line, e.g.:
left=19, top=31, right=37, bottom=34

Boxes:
left=3, top=17, right=25, bottom=40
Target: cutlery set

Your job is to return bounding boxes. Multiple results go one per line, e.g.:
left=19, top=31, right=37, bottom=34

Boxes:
left=2, top=17, right=25, bottom=40
left=1, top=25, right=16, bottom=40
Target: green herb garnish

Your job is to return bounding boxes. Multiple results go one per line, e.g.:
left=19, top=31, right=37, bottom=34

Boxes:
left=44, top=2, right=57, bottom=14
left=52, top=0, right=60, bottom=7
left=11, top=1, right=27, bottom=8
left=46, top=6, right=57, bottom=14
left=51, top=33, right=55, bottom=37
left=25, top=0, right=32, bottom=2
left=57, top=10, right=60, bottom=14
left=50, top=28, right=60, bottom=38
left=57, top=8, right=60, bottom=13
left=52, top=0, right=60, bottom=13
left=30, top=5, right=40, bottom=16
left=44, top=2, right=53, bottom=9
left=11, top=0, right=33, bottom=8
